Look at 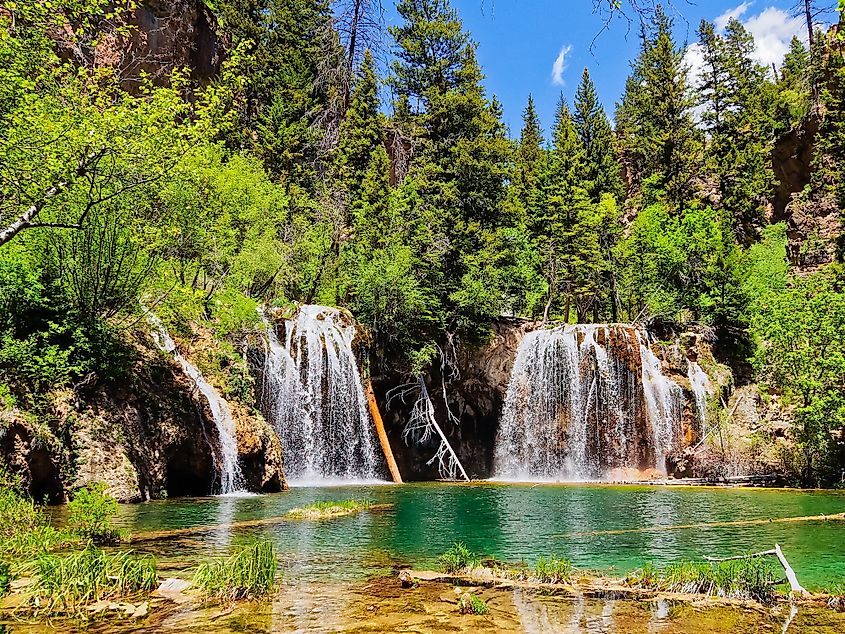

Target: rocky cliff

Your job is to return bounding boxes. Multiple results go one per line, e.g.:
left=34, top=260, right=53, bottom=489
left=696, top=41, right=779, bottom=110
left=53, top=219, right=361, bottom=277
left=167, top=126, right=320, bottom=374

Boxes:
left=0, top=329, right=285, bottom=503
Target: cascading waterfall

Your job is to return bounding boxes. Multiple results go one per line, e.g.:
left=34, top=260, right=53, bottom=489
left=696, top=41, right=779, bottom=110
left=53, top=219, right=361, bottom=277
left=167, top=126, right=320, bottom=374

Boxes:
left=493, top=324, right=684, bottom=481
left=146, top=313, right=245, bottom=495
left=260, top=305, right=381, bottom=483
left=687, top=360, right=713, bottom=430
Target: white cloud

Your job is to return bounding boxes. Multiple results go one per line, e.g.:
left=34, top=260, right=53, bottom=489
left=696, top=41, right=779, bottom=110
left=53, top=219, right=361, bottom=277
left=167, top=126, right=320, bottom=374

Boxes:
left=743, top=7, right=808, bottom=69
left=551, top=44, right=573, bottom=86
left=715, top=1, right=754, bottom=31
left=685, top=3, right=809, bottom=87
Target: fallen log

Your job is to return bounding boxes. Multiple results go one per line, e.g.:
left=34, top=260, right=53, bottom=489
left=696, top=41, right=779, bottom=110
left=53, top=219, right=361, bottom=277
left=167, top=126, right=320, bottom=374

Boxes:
left=365, top=379, right=403, bottom=483
left=704, top=544, right=808, bottom=597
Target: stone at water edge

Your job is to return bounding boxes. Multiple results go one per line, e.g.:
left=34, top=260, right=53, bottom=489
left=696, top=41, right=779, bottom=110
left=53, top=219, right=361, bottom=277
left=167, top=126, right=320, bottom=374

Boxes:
left=398, top=570, right=417, bottom=589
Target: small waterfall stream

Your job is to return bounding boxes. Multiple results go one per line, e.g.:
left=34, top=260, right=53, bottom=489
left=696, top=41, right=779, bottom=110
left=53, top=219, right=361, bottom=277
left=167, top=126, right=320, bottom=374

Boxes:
left=260, top=305, right=381, bottom=483
left=687, top=360, right=713, bottom=430
left=493, top=324, right=684, bottom=481
left=147, top=314, right=245, bottom=495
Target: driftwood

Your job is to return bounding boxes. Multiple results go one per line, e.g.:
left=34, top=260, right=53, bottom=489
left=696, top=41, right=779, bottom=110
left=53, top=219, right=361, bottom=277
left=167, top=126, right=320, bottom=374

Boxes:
left=365, top=380, right=403, bottom=484
left=704, top=544, right=808, bottom=597
left=554, top=512, right=845, bottom=539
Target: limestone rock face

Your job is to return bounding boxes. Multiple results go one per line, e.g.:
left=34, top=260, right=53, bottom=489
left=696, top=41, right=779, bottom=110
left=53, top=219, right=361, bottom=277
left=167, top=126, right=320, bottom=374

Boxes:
left=0, top=330, right=286, bottom=503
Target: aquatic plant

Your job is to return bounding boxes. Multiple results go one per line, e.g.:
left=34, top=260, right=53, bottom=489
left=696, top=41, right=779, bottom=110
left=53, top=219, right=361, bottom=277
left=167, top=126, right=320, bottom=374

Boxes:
left=439, top=542, right=480, bottom=574
left=21, top=546, right=157, bottom=615
left=458, top=592, right=489, bottom=615
left=193, top=540, right=278, bottom=602
left=67, top=482, right=128, bottom=544
left=533, top=556, right=573, bottom=583
left=626, top=558, right=780, bottom=604
left=286, top=499, right=372, bottom=519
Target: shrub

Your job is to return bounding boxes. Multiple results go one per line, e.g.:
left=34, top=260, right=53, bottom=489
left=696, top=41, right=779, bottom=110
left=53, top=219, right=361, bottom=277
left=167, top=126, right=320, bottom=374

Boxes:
left=67, top=483, right=127, bottom=544
left=439, top=542, right=480, bottom=574
left=23, top=547, right=157, bottom=615
left=193, top=540, right=278, bottom=602
left=458, top=592, right=489, bottom=615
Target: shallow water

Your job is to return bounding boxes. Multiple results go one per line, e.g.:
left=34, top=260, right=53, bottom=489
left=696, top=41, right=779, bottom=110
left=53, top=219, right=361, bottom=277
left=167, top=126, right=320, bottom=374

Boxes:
left=114, top=482, right=845, bottom=588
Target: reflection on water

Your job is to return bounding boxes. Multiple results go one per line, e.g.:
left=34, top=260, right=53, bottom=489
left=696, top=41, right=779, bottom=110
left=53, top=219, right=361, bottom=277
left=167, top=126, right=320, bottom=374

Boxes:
left=116, top=483, right=845, bottom=588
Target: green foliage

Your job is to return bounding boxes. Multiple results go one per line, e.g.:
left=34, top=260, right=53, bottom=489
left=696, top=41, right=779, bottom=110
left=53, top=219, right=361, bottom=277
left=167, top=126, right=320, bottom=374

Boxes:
left=21, top=547, right=157, bottom=615
left=458, top=592, right=489, bottom=615
left=533, top=556, right=573, bottom=584
left=285, top=499, right=372, bottom=519
left=439, top=542, right=480, bottom=574
left=615, top=6, right=701, bottom=210
left=696, top=18, right=776, bottom=242
left=627, top=557, right=780, bottom=604
left=193, top=540, right=278, bottom=602
left=750, top=266, right=845, bottom=485
left=67, top=483, right=127, bottom=545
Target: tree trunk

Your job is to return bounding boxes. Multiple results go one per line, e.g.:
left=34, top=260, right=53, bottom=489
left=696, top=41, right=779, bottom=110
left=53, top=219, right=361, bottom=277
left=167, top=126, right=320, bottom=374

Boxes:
left=365, top=379, right=403, bottom=483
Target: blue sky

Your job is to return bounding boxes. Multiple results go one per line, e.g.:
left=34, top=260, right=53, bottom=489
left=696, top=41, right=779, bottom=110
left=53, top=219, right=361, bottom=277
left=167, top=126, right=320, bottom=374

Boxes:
left=380, top=0, right=834, bottom=138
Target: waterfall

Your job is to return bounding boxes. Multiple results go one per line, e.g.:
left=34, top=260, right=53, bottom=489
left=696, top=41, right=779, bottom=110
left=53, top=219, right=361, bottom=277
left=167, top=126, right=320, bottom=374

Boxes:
left=260, top=305, right=381, bottom=483
left=146, top=313, right=245, bottom=495
left=493, top=324, right=684, bottom=481
left=687, top=360, right=712, bottom=430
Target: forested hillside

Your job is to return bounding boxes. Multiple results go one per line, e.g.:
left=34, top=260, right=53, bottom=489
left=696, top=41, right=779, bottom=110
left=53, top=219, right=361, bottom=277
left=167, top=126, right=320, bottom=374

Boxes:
left=1, top=0, right=844, bottom=491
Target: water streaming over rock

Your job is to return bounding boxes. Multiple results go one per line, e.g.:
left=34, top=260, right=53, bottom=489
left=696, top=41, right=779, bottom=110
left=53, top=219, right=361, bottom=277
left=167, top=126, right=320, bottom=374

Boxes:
left=260, top=305, right=381, bottom=482
left=493, top=324, right=684, bottom=481
left=147, top=313, right=245, bottom=495
left=687, top=360, right=713, bottom=430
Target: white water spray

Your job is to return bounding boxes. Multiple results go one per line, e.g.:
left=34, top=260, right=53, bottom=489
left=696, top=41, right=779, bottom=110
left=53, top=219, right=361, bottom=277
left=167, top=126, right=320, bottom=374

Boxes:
left=687, top=360, right=713, bottom=430
left=260, top=305, right=381, bottom=482
left=493, top=324, right=684, bottom=480
left=147, top=313, right=245, bottom=495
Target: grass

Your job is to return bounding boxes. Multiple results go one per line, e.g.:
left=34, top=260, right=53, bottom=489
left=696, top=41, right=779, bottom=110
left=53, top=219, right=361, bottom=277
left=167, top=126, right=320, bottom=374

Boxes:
left=285, top=499, right=372, bottom=519
left=828, top=583, right=845, bottom=611
left=19, top=546, right=157, bottom=615
left=458, top=592, right=489, bottom=615
left=439, top=542, right=481, bottom=574
left=626, top=558, right=781, bottom=604
left=193, top=540, right=278, bottom=602
left=532, top=556, right=573, bottom=583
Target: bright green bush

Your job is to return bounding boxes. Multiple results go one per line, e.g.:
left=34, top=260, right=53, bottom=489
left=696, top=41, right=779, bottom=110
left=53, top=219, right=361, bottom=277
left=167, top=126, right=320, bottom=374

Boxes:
left=458, top=592, right=489, bottom=615
left=67, top=483, right=127, bottom=544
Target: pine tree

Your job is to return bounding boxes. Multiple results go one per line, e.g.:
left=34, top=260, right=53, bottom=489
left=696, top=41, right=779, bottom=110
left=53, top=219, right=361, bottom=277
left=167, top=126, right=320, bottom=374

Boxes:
left=573, top=68, right=623, bottom=203
left=513, top=94, right=545, bottom=220
left=538, top=96, right=601, bottom=322
left=335, top=49, right=383, bottom=199
left=615, top=6, right=700, bottom=211
left=351, top=145, right=393, bottom=251
left=389, top=0, right=512, bottom=343
left=216, top=0, right=338, bottom=185
left=389, top=0, right=469, bottom=111
left=697, top=18, right=776, bottom=242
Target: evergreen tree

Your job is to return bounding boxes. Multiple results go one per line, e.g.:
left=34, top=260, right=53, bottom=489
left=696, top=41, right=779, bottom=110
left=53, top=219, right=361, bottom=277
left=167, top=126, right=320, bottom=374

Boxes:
left=537, top=96, right=602, bottom=322
left=216, top=0, right=339, bottom=185
left=697, top=18, right=776, bottom=242
left=389, top=0, right=469, bottom=111
left=615, top=6, right=700, bottom=211
left=573, top=68, right=623, bottom=202
left=513, top=94, right=545, bottom=220
left=351, top=145, right=393, bottom=251
left=335, top=49, right=383, bottom=200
